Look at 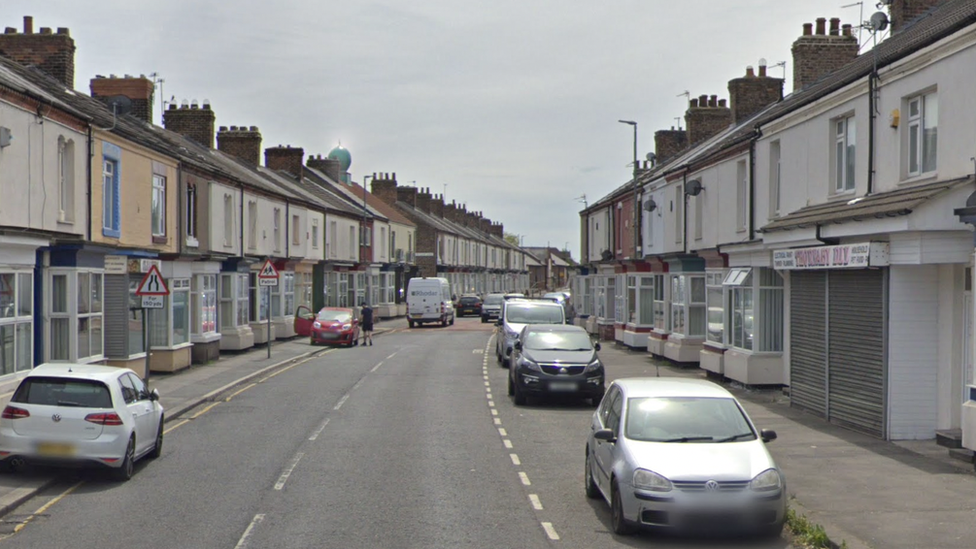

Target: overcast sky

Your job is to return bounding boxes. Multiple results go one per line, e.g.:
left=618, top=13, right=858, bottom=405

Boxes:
left=4, top=1, right=879, bottom=258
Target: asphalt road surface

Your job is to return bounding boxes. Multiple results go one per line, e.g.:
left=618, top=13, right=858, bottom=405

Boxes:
left=0, top=317, right=789, bottom=548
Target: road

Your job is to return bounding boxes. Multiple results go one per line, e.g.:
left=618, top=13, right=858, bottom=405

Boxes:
left=0, top=317, right=788, bottom=548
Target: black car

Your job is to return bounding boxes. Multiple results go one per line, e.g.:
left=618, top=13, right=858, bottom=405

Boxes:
left=508, top=324, right=605, bottom=406
left=457, top=295, right=483, bottom=317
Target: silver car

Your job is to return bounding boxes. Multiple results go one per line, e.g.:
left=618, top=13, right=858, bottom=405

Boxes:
left=585, top=378, right=785, bottom=537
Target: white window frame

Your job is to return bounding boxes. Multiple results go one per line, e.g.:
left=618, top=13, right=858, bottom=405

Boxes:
left=223, top=194, right=234, bottom=248
left=273, top=208, right=281, bottom=252
left=220, top=273, right=250, bottom=330
left=0, top=270, right=35, bottom=373
left=705, top=270, right=727, bottom=346
left=907, top=91, right=938, bottom=177
left=834, top=115, right=856, bottom=193
left=292, top=214, right=301, bottom=246
left=149, top=278, right=190, bottom=348
left=736, top=161, right=747, bottom=232
left=247, top=201, right=258, bottom=250
left=674, top=186, right=683, bottom=244
left=694, top=194, right=703, bottom=241
left=152, top=174, right=166, bottom=237
left=723, top=267, right=783, bottom=353
left=185, top=182, right=198, bottom=246
left=311, top=220, right=320, bottom=250
left=102, top=158, right=118, bottom=233
left=769, top=140, right=781, bottom=217
left=191, top=274, right=218, bottom=339
left=48, top=268, right=104, bottom=363
left=249, top=272, right=269, bottom=323
left=58, top=137, right=74, bottom=223
left=670, top=274, right=705, bottom=338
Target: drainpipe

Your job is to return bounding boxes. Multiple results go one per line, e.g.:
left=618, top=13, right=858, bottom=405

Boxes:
left=285, top=201, right=290, bottom=259
left=239, top=185, right=245, bottom=259
left=749, top=126, right=761, bottom=242
left=682, top=172, right=689, bottom=254
left=86, top=125, right=93, bottom=242
left=867, top=69, right=877, bottom=195
left=176, top=165, right=183, bottom=255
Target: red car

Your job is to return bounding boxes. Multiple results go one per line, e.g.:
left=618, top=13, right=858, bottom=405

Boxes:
left=296, top=306, right=360, bottom=347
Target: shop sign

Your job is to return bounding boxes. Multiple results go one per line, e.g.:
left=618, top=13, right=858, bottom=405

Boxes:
left=104, top=255, right=127, bottom=275
left=773, top=242, right=889, bottom=270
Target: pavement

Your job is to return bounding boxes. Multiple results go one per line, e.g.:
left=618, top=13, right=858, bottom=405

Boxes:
left=0, top=322, right=974, bottom=548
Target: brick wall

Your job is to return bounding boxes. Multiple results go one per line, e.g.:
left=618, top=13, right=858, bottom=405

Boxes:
left=163, top=101, right=216, bottom=149
left=396, top=186, right=417, bottom=208
left=217, top=126, right=262, bottom=167
left=0, top=17, right=75, bottom=88
left=308, top=155, right=344, bottom=182
left=265, top=145, right=304, bottom=178
left=429, top=194, right=445, bottom=218
left=791, top=18, right=858, bottom=92
left=654, top=128, right=687, bottom=164
left=416, top=188, right=432, bottom=214
left=890, top=0, right=942, bottom=34
left=685, top=95, right=732, bottom=146
left=370, top=173, right=398, bottom=207
left=90, top=75, right=154, bottom=124
left=728, top=64, right=783, bottom=125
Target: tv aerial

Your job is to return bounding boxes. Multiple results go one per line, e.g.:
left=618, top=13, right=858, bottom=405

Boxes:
left=104, top=95, right=132, bottom=130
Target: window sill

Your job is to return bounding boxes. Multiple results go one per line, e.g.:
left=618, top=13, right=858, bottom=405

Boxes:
left=186, top=237, right=200, bottom=248
left=827, top=188, right=856, bottom=201
left=725, top=348, right=783, bottom=356
left=150, top=342, right=194, bottom=352
left=899, top=172, right=939, bottom=187
left=191, top=332, right=222, bottom=344
left=102, top=228, right=121, bottom=239
left=152, top=236, right=167, bottom=244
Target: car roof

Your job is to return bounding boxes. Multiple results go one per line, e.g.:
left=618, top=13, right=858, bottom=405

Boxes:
left=318, top=307, right=353, bottom=312
left=521, top=324, right=586, bottom=334
left=612, top=377, right=735, bottom=399
left=505, top=300, right=562, bottom=308
left=28, top=363, right=130, bottom=382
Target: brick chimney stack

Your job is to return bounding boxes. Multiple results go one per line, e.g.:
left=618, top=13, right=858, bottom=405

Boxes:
left=0, top=16, right=75, bottom=88
left=90, top=75, right=155, bottom=124
left=217, top=126, right=262, bottom=167
left=489, top=222, right=504, bottom=238
left=163, top=100, right=216, bottom=148
left=307, top=154, right=344, bottom=183
left=684, top=94, right=732, bottom=146
left=654, top=127, right=688, bottom=165
left=397, top=185, right=418, bottom=208
left=480, top=217, right=492, bottom=234
left=264, top=145, right=304, bottom=179
left=791, top=17, right=858, bottom=92
left=889, top=0, right=942, bottom=34
left=444, top=200, right=459, bottom=223
left=370, top=172, right=398, bottom=207
left=430, top=194, right=445, bottom=218
left=416, top=187, right=432, bottom=213
left=728, top=61, right=784, bottom=125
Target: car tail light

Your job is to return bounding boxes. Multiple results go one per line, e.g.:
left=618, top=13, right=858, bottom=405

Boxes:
left=1, top=406, right=30, bottom=419
left=85, top=412, right=124, bottom=426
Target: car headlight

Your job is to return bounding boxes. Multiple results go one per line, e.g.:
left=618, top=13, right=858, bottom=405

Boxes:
left=750, top=468, right=782, bottom=492
left=518, top=356, right=541, bottom=372
left=585, top=358, right=603, bottom=373
left=633, top=468, right=672, bottom=492
left=313, top=321, right=321, bottom=328
left=505, top=329, right=519, bottom=340
left=342, top=324, right=352, bottom=330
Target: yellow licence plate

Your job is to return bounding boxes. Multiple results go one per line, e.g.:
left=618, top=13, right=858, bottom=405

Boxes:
left=36, top=442, right=76, bottom=457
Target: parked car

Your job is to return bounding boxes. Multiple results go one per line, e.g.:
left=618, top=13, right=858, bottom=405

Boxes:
left=508, top=324, right=604, bottom=406
left=407, top=277, right=455, bottom=328
left=503, top=293, right=525, bottom=301
left=0, top=364, right=164, bottom=481
left=457, top=295, right=483, bottom=317
left=585, top=378, right=785, bottom=537
left=495, top=299, right=565, bottom=367
left=308, top=307, right=360, bottom=347
left=481, top=293, right=506, bottom=323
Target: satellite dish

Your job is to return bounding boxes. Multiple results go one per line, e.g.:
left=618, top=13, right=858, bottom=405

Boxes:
left=601, top=249, right=613, bottom=261
left=684, top=179, right=703, bottom=196
left=869, top=11, right=889, bottom=32
left=105, top=95, right=133, bottom=117
left=643, top=197, right=657, bottom=212
left=645, top=152, right=656, bottom=163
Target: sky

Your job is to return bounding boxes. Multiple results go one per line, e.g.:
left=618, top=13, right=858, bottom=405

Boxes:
left=3, top=1, right=881, bottom=259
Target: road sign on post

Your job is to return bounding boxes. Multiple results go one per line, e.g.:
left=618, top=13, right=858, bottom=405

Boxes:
left=258, top=259, right=279, bottom=287
left=135, top=264, right=169, bottom=308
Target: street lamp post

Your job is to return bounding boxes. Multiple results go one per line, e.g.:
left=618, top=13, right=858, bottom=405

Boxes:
left=618, top=119, right=639, bottom=260
left=362, top=175, right=372, bottom=306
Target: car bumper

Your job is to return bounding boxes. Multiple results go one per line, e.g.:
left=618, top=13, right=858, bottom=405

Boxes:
left=311, top=331, right=356, bottom=345
left=458, top=308, right=481, bottom=315
left=0, top=428, right=131, bottom=469
left=623, top=482, right=786, bottom=532
left=482, top=309, right=501, bottom=319
left=513, top=369, right=604, bottom=397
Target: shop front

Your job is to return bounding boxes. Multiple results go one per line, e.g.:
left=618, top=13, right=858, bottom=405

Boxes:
left=0, top=235, right=49, bottom=380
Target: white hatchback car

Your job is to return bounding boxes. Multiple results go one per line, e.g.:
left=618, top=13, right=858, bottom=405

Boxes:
left=0, top=364, right=164, bottom=481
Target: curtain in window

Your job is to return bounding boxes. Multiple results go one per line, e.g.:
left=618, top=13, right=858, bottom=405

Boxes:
left=173, top=290, right=190, bottom=345
left=0, top=325, right=13, bottom=375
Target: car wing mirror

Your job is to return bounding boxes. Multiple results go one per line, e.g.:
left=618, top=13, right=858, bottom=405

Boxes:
left=593, top=428, right=616, bottom=443
left=760, top=429, right=777, bottom=443
left=150, top=388, right=160, bottom=402
left=514, top=341, right=522, bottom=351
left=495, top=319, right=503, bottom=326
left=594, top=342, right=601, bottom=352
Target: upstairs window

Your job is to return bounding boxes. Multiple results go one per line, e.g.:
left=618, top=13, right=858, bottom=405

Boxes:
left=58, top=137, right=75, bottom=223
left=907, top=92, right=938, bottom=177
left=769, top=141, right=781, bottom=217
left=152, top=174, right=166, bottom=237
left=273, top=208, right=281, bottom=252
left=101, top=142, right=122, bottom=238
left=311, top=220, right=320, bottom=249
left=247, top=201, right=258, bottom=250
left=185, top=183, right=197, bottom=243
left=736, top=160, right=747, bottom=232
left=292, top=214, right=300, bottom=246
left=834, top=115, right=856, bottom=192
left=223, top=194, right=233, bottom=248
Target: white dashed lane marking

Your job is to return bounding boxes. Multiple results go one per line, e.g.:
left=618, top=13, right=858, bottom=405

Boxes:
left=509, top=453, right=521, bottom=465
left=498, top=428, right=507, bottom=436
left=529, top=494, right=543, bottom=510
left=503, top=439, right=513, bottom=449
left=541, top=522, right=560, bottom=540
left=519, top=472, right=531, bottom=486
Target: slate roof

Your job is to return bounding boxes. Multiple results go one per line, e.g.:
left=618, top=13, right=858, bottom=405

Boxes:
left=347, top=181, right=416, bottom=227
left=0, top=56, right=89, bottom=119
left=761, top=175, right=973, bottom=232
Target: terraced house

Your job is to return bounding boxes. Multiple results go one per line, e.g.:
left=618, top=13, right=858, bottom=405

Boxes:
left=0, top=15, right=526, bottom=386
left=577, top=0, right=976, bottom=460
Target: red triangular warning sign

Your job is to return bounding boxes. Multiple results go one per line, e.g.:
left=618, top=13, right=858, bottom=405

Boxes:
left=258, top=259, right=279, bottom=279
left=135, top=265, right=170, bottom=296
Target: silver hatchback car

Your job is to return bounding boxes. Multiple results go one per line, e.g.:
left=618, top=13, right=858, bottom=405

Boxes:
left=585, top=378, right=785, bottom=537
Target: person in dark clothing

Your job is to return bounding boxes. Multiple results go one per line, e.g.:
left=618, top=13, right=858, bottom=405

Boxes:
left=360, top=302, right=374, bottom=346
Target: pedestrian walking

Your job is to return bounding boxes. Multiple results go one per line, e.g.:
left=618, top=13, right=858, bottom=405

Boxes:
left=360, top=301, right=374, bottom=346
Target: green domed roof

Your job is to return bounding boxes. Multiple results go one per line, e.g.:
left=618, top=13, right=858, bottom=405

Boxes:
left=328, top=145, right=352, bottom=171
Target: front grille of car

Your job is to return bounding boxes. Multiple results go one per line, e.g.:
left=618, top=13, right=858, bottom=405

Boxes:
left=640, top=510, right=670, bottom=525
left=539, top=364, right=585, bottom=376
left=671, top=480, right=750, bottom=492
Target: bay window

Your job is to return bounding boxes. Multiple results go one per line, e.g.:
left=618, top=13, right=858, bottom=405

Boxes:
left=652, top=274, right=667, bottom=330
left=249, top=272, right=269, bottom=323
left=296, top=272, right=312, bottom=311
left=627, top=276, right=637, bottom=324
left=614, top=275, right=626, bottom=324
left=51, top=270, right=104, bottom=363
left=282, top=272, right=295, bottom=316
left=606, top=275, right=616, bottom=322
left=270, top=279, right=282, bottom=319
left=191, top=275, right=217, bottom=339
left=1, top=272, right=34, bottom=374
left=671, top=274, right=706, bottom=337
left=147, top=278, right=189, bottom=348
left=630, top=275, right=656, bottom=326
left=220, top=273, right=250, bottom=330
left=355, top=273, right=366, bottom=307
left=706, top=271, right=726, bottom=345
left=724, top=268, right=783, bottom=352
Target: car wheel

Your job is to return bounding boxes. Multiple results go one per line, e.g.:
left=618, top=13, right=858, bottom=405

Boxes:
left=114, top=437, right=136, bottom=482
left=585, top=450, right=600, bottom=499
left=513, top=379, right=526, bottom=406
left=407, top=319, right=414, bottom=328
left=611, top=481, right=636, bottom=535
left=481, top=316, right=487, bottom=324
left=762, top=520, right=785, bottom=539
left=441, top=318, right=448, bottom=327
left=149, top=417, right=164, bottom=459
left=449, top=316, right=454, bottom=326
left=507, top=372, right=514, bottom=396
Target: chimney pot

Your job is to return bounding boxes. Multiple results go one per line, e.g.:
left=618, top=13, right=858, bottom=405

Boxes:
left=803, top=22, right=813, bottom=36
left=830, top=17, right=840, bottom=35
left=709, top=95, right=718, bottom=107
left=23, top=16, right=32, bottom=34
left=690, top=98, right=699, bottom=108
left=718, top=98, right=727, bottom=107
left=842, top=23, right=852, bottom=36
left=758, top=64, right=767, bottom=77
left=816, top=17, right=826, bottom=35
left=250, top=125, right=258, bottom=131
left=745, top=65, right=755, bottom=77
left=39, top=27, right=51, bottom=35
left=698, top=94, right=708, bottom=106
left=56, top=27, right=69, bottom=35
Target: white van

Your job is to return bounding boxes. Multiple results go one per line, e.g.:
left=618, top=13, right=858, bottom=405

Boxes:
left=407, top=277, right=455, bottom=328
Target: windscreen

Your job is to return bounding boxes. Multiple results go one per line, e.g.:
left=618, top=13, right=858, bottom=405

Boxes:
left=625, top=397, right=755, bottom=442
left=522, top=330, right=592, bottom=351
left=484, top=295, right=504, bottom=305
left=12, top=377, right=113, bottom=408
left=317, top=310, right=353, bottom=323
left=460, top=297, right=481, bottom=305
left=505, top=305, right=563, bottom=324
